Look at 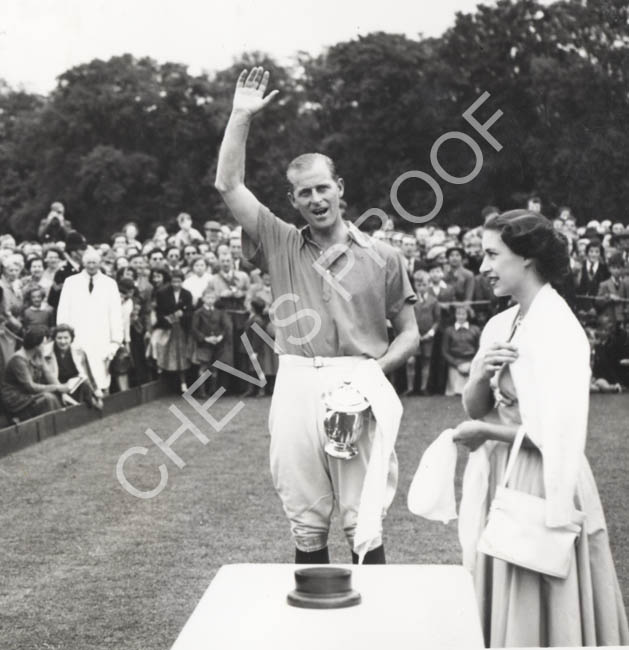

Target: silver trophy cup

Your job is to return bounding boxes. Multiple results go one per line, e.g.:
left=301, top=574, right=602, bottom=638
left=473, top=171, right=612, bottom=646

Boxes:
left=322, top=380, right=371, bottom=460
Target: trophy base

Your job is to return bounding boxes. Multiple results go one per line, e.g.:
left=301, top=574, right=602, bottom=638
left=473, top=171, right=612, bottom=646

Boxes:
left=324, top=441, right=358, bottom=460
left=287, top=567, right=362, bottom=609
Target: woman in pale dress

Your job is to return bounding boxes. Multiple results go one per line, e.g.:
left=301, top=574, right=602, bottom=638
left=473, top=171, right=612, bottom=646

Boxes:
left=182, top=256, right=212, bottom=307
left=453, top=210, right=628, bottom=647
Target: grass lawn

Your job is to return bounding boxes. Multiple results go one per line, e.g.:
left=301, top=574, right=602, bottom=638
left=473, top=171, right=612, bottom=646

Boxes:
left=0, top=393, right=627, bottom=649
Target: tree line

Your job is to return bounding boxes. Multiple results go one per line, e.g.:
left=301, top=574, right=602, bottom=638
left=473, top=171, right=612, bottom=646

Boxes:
left=0, top=0, right=627, bottom=241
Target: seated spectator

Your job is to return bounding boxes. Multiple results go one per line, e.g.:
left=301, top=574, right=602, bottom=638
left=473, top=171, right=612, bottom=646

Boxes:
left=0, top=326, right=68, bottom=420
left=22, top=287, right=54, bottom=333
left=182, top=244, right=200, bottom=274
left=41, top=246, right=63, bottom=298
left=441, top=303, right=480, bottom=396
left=45, top=324, right=103, bottom=410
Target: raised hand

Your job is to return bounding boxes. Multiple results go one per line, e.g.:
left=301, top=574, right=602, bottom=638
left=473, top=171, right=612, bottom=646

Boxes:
left=232, top=67, right=279, bottom=117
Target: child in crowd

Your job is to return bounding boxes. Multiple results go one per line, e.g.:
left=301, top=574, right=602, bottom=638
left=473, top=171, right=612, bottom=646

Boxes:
left=190, top=288, right=230, bottom=397
left=21, top=287, right=54, bottom=333
left=441, top=303, right=480, bottom=396
left=406, top=270, right=440, bottom=395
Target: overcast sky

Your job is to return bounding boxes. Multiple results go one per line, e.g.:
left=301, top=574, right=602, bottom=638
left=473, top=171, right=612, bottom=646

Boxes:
left=0, top=0, right=496, bottom=93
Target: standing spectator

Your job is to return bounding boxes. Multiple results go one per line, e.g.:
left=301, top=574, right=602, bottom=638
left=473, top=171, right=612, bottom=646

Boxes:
left=181, top=244, right=199, bottom=274
left=155, top=268, right=193, bottom=392
left=41, top=247, right=63, bottom=299
left=408, top=270, right=440, bottom=395
left=182, top=256, right=212, bottom=307
left=123, top=222, right=141, bottom=248
left=0, top=326, right=68, bottom=420
left=173, top=212, right=204, bottom=248
left=148, top=248, right=166, bottom=269
left=203, top=220, right=223, bottom=253
left=445, top=246, right=475, bottom=302
left=190, top=288, right=230, bottom=397
left=47, top=231, right=86, bottom=315
left=57, top=249, right=123, bottom=393
left=597, top=254, right=629, bottom=327
left=22, top=287, right=54, bottom=333
left=441, top=303, right=480, bottom=396
left=111, top=278, right=136, bottom=392
left=0, top=256, right=25, bottom=372
left=577, top=240, right=610, bottom=317
left=208, top=246, right=250, bottom=310
left=400, top=235, right=421, bottom=276
left=37, top=206, right=72, bottom=243
left=229, top=232, right=255, bottom=273
left=21, top=257, right=46, bottom=303
left=166, top=247, right=182, bottom=271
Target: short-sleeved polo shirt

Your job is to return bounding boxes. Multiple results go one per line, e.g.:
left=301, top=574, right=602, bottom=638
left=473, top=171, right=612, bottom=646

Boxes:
left=243, top=205, right=416, bottom=359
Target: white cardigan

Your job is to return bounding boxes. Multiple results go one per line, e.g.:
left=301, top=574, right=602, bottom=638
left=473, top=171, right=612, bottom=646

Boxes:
left=479, top=283, right=590, bottom=527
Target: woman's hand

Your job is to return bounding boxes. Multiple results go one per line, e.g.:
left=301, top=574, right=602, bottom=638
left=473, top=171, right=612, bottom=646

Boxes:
left=452, top=420, right=488, bottom=451
left=471, top=342, right=518, bottom=380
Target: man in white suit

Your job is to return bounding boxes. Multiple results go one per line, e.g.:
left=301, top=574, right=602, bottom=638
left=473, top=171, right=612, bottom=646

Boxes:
left=57, top=248, right=123, bottom=392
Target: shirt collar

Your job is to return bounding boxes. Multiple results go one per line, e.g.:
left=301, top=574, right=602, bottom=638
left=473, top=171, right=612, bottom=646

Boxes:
left=299, top=221, right=371, bottom=250
left=455, top=322, right=469, bottom=330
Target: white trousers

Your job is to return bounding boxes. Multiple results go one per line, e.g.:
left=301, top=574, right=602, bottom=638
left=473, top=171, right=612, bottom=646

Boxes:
left=269, top=355, right=397, bottom=552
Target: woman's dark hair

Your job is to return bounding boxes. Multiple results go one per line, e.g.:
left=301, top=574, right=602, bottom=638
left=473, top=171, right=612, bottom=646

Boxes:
left=484, top=210, right=570, bottom=287
left=27, top=256, right=44, bottom=271
left=116, top=265, right=137, bottom=282
left=149, top=264, right=171, bottom=285
left=53, top=323, right=75, bottom=341
left=23, top=325, right=47, bottom=350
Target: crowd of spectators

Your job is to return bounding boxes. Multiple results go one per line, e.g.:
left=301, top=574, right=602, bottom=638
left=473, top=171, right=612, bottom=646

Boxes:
left=0, top=196, right=627, bottom=423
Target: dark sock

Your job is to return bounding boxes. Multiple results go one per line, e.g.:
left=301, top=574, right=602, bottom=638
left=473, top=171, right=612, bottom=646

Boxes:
left=295, top=546, right=330, bottom=564
left=351, top=545, right=386, bottom=565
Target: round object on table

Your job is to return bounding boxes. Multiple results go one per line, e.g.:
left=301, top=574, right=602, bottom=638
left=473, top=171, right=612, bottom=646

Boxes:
left=287, top=567, right=362, bottom=609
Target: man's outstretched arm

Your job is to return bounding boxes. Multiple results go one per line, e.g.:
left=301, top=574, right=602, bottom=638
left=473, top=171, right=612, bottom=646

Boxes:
left=214, top=67, right=278, bottom=241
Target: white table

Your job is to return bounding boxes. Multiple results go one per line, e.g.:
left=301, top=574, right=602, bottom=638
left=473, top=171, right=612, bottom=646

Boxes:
left=171, top=564, right=484, bottom=649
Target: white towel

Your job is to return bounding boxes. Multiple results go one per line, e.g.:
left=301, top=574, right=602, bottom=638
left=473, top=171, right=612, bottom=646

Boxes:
left=407, top=428, right=458, bottom=523
left=350, top=359, right=402, bottom=563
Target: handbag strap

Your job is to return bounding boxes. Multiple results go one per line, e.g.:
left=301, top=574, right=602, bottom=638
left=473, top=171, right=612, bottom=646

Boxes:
left=500, top=425, right=527, bottom=488
left=499, top=307, right=526, bottom=489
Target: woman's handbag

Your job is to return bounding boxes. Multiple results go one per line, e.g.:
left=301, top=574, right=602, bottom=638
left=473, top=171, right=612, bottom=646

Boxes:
left=477, top=425, right=585, bottom=579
